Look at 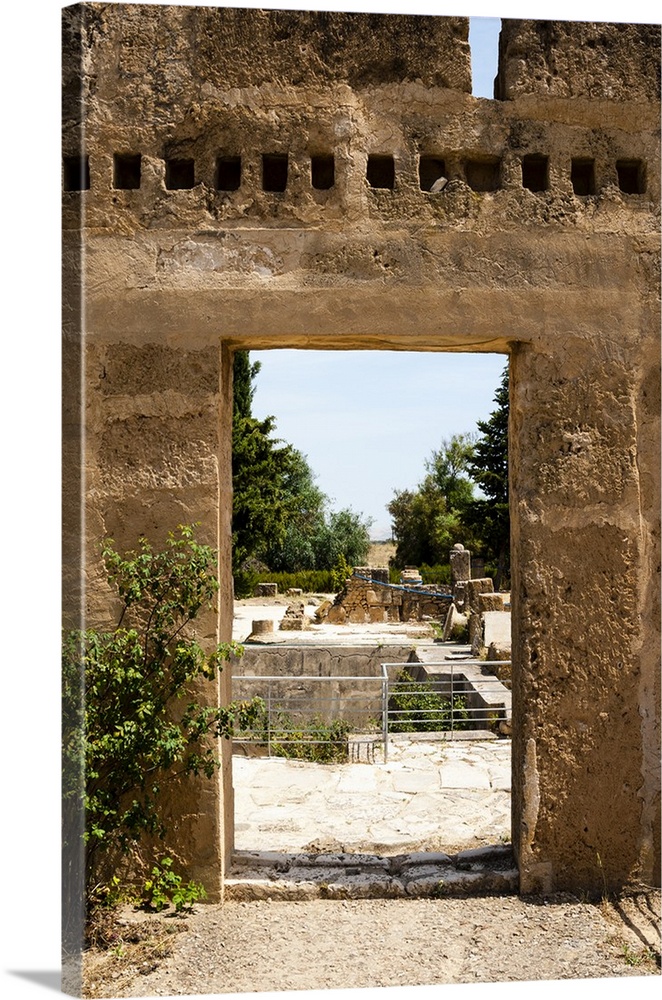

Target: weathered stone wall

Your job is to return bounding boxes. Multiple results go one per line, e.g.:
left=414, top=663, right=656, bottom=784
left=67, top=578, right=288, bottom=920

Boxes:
left=232, top=643, right=417, bottom=727
left=496, top=20, right=661, bottom=101
left=63, top=4, right=660, bottom=899
left=325, top=569, right=452, bottom=624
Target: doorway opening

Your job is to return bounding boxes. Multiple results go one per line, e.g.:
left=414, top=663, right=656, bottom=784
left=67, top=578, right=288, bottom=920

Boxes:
left=227, top=348, right=514, bottom=895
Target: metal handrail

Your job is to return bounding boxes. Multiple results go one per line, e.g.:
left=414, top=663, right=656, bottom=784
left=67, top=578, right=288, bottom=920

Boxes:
left=233, top=660, right=512, bottom=764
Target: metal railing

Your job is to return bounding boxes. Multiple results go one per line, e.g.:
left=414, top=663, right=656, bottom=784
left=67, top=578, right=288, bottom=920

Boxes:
left=232, top=660, right=511, bottom=763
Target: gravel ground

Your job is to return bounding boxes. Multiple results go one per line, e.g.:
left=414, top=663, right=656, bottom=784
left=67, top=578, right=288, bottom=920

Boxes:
left=83, top=890, right=660, bottom=998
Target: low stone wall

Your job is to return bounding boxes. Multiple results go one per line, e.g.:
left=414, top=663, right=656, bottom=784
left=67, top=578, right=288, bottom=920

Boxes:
left=232, top=644, right=417, bottom=727
left=322, top=568, right=452, bottom=625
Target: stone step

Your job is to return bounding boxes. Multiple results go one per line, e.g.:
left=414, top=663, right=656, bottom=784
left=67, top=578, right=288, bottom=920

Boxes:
left=226, top=845, right=518, bottom=900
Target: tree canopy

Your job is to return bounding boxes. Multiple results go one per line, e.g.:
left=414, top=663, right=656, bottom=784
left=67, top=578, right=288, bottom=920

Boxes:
left=387, top=366, right=510, bottom=587
left=387, top=433, right=477, bottom=568
left=462, top=365, right=510, bottom=587
left=232, top=351, right=371, bottom=591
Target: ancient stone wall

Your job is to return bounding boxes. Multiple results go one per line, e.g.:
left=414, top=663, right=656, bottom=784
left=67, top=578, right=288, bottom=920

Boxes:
left=324, top=568, right=452, bottom=625
left=63, top=4, right=660, bottom=901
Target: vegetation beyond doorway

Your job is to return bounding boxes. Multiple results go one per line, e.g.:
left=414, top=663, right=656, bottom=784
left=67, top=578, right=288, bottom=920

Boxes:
left=231, top=352, right=511, bottom=595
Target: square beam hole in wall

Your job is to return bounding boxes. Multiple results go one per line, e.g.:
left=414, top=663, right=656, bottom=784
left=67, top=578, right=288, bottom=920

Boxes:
left=311, top=154, right=335, bottom=190
left=262, top=153, right=288, bottom=192
left=367, top=154, right=395, bottom=190
left=616, top=159, right=646, bottom=194
left=113, top=153, right=141, bottom=190
left=465, top=157, right=501, bottom=192
left=419, top=156, right=446, bottom=191
left=216, top=155, right=241, bottom=191
left=570, top=158, right=596, bottom=196
left=63, top=154, right=90, bottom=191
left=165, top=158, right=195, bottom=190
left=521, top=154, right=549, bottom=192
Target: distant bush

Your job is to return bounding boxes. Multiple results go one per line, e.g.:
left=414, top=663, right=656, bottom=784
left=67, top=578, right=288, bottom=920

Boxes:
left=388, top=668, right=471, bottom=732
left=246, top=708, right=351, bottom=763
left=247, top=569, right=336, bottom=594
left=419, top=564, right=451, bottom=586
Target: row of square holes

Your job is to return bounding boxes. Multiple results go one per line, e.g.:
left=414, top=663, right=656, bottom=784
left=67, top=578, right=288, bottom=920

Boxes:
left=63, top=151, right=648, bottom=196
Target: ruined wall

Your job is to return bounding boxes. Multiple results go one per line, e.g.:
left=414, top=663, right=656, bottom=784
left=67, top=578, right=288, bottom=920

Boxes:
left=63, top=4, right=661, bottom=898
left=324, top=569, right=452, bottom=624
left=496, top=19, right=661, bottom=101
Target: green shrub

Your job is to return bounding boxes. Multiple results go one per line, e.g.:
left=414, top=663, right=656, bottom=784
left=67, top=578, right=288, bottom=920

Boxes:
left=62, top=525, right=265, bottom=892
left=330, top=554, right=353, bottom=592
left=245, top=708, right=351, bottom=763
left=248, top=569, right=336, bottom=594
left=419, top=564, right=452, bottom=586
left=141, top=857, right=207, bottom=913
left=388, top=669, right=471, bottom=732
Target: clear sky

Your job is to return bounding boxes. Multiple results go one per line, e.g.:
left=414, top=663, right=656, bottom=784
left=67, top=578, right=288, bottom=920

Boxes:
left=249, top=17, right=504, bottom=540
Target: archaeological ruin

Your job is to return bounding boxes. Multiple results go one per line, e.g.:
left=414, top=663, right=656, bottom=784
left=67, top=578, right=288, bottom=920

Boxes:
left=63, top=1, right=660, bottom=932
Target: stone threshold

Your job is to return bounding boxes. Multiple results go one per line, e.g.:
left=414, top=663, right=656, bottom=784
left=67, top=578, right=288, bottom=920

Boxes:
left=226, top=844, right=518, bottom=900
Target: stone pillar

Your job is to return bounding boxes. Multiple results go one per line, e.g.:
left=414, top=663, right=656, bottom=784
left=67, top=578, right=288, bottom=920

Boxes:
left=450, top=543, right=471, bottom=585
left=76, top=336, right=228, bottom=903
left=510, top=339, right=660, bottom=893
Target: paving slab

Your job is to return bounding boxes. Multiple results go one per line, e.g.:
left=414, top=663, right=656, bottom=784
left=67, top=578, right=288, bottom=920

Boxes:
left=233, top=737, right=511, bottom=855
left=439, top=759, right=492, bottom=789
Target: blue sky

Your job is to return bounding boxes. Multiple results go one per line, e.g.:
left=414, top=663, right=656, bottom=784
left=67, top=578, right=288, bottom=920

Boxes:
left=250, top=17, right=503, bottom=540
left=251, top=350, right=507, bottom=540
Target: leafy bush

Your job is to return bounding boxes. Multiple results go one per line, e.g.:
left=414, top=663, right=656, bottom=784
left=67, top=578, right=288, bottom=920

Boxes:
left=388, top=669, right=471, bottom=732
left=246, top=708, right=352, bottom=763
left=62, top=525, right=265, bottom=892
left=141, top=857, right=207, bottom=913
left=330, top=553, right=353, bottom=592
left=420, top=563, right=452, bottom=587
left=248, top=569, right=336, bottom=594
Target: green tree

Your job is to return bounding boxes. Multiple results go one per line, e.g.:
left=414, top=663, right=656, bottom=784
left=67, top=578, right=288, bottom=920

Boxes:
left=232, top=352, right=304, bottom=587
left=426, top=433, right=476, bottom=509
left=62, top=526, right=263, bottom=894
left=262, top=448, right=327, bottom=571
left=388, top=434, right=476, bottom=569
left=232, top=350, right=372, bottom=581
left=311, top=508, right=372, bottom=570
left=463, top=365, right=510, bottom=588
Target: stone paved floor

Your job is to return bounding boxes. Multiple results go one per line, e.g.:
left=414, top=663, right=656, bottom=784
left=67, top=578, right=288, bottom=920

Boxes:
left=233, top=736, right=512, bottom=855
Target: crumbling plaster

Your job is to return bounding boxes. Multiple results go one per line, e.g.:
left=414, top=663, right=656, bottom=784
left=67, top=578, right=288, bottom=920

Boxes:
left=63, top=5, right=660, bottom=898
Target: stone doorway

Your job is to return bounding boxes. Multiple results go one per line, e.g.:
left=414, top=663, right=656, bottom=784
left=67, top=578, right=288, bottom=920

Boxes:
left=64, top=7, right=660, bottom=902
left=227, top=348, right=514, bottom=882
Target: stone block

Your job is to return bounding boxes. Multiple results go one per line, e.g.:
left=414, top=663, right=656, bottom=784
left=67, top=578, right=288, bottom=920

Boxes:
left=449, top=543, right=471, bottom=584
left=465, top=578, right=494, bottom=613
left=469, top=612, right=482, bottom=651
left=478, top=593, right=505, bottom=613
left=254, top=582, right=278, bottom=597
left=368, top=606, right=387, bottom=623
left=278, top=617, right=305, bottom=631
left=314, top=599, right=332, bottom=622
left=483, top=611, right=511, bottom=651
left=250, top=619, right=274, bottom=635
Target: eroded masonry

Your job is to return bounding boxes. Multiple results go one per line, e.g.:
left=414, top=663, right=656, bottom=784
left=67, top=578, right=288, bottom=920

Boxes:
left=63, top=6, right=661, bottom=900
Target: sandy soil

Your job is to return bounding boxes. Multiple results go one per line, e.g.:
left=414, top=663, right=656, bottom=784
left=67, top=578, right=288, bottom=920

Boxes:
left=82, top=890, right=660, bottom=998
